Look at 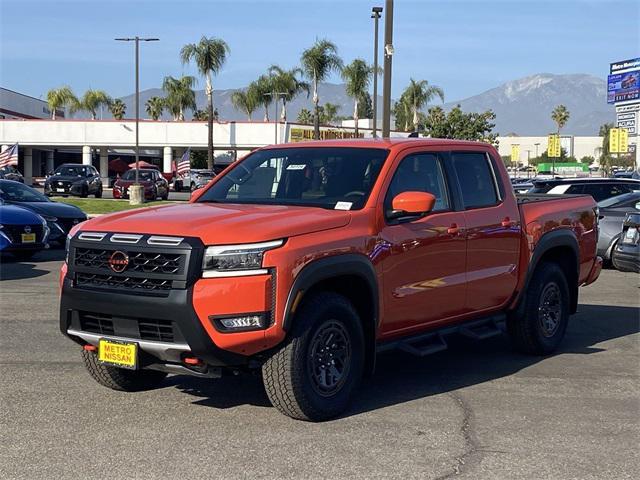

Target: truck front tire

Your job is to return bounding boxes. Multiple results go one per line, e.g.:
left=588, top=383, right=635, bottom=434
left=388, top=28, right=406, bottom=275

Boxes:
left=81, top=350, right=167, bottom=391
left=262, top=292, right=365, bottom=421
left=508, top=262, right=570, bottom=355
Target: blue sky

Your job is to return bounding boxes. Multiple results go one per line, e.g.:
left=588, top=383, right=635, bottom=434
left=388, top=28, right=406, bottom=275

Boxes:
left=1, top=0, right=638, bottom=101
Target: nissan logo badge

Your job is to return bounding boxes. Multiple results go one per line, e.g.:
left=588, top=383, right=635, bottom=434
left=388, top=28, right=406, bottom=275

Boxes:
left=108, top=251, right=129, bottom=273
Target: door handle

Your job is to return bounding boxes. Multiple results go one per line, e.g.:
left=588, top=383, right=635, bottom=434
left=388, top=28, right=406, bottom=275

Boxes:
left=447, top=223, right=460, bottom=235
left=501, top=217, right=512, bottom=228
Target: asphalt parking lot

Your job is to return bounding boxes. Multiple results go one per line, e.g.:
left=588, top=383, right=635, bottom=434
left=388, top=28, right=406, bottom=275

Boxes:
left=1, top=251, right=638, bottom=479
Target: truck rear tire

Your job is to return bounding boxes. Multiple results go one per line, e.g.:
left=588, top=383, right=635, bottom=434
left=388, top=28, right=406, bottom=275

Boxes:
left=508, top=262, right=570, bottom=355
left=81, top=350, right=167, bottom=391
left=262, top=292, right=364, bottom=421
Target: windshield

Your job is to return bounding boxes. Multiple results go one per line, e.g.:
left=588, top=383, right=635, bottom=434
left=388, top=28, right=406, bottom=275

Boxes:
left=54, top=165, right=89, bottom=177
left=121, top=170, right=154, bottom=181
left=0, top=180, right=49, bottom=203
left=197, top=147, right=389, bottom=210
left=597, top=192, right=640, bottom=208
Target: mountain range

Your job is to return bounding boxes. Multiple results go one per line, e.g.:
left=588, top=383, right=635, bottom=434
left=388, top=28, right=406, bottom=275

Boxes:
left=116, top=73, right=614, bottom=136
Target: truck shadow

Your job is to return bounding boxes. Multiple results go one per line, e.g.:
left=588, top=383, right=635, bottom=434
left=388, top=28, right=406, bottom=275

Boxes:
left=0, top=249, right=66, bottom=280
left=172, top=304, right=640, bottom=417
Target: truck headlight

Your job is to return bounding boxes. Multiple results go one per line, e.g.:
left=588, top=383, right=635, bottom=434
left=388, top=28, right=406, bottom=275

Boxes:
left=202, top=239, right=283, bottom=277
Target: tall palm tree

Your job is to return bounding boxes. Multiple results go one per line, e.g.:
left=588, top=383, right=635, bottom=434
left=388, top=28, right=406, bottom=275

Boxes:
left=253, top=75, right=275, bottom=122
left=180, top=37, right=230, bottom=169
left=341, top=59, right=374, bottom=136
left=551, top=104, right=570, bottom=134
left=268, top=65, right=310, bottom=121
left=300, top=39, right=343, bottom=139
left=79, top=89, right=112, bottom=120
left=401, top=79, right=444, bottom=131
left=109, top=99, right=126, bottom=120
left=231, top=86, right=259, bottom=121
left=162, top=75, right=197, bottom=121
left=145, top=96, right=165, bottom=120
left=46, top=86, right=78, bottom=120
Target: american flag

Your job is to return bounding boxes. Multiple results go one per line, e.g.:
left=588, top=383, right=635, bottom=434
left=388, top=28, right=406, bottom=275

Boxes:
left=177, top=148, right=191, bottom=176
left=0, top=143, right=18, bottom=168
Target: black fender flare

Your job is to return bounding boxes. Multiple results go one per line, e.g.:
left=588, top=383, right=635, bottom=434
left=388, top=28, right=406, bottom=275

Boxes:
left=282, top=253, right=379, bottom=332
left=514, top=229, right=580, bottom=315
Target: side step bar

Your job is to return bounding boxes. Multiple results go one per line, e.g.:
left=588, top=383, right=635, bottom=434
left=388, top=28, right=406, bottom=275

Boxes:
left=377, top=314, right=506, bottom=357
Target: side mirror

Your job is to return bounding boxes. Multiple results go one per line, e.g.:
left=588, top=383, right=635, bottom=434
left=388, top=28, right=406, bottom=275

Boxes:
left=388, top=191, right=436, bottom=220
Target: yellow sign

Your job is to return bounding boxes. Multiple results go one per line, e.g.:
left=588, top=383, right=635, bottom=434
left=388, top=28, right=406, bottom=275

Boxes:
left=609, top=128, right=619, bottom=153
left=289, top=127, right=363, bottom=142
left=510, top=144, right=520, bottom=164
left=619, top=128, right=628, bottom=153
left=547, top=134, right=561, bottom=158
left=98, top=339, right=137, bottom=369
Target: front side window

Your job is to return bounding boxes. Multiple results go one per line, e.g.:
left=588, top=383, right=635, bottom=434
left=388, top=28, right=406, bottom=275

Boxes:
left=451, top=152, right=499, bottom=209
left=197, top=147, right=389, bottom=210
left=385, top=153, right=450, bottom=212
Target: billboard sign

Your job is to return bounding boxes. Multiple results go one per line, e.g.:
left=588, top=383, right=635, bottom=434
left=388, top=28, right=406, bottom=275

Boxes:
left=610, top=58, right=640, bottom=74
left=616, top=111, right=637, bottom=135
left=607, top=70, right=640, bottom=104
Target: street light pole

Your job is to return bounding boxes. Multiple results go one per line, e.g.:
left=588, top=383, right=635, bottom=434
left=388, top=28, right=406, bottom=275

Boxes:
left=381, top=0, right=394, bottom=138
left=115, top=36, right=159, bottom=204
left=371, top=6, right=383, bottom=138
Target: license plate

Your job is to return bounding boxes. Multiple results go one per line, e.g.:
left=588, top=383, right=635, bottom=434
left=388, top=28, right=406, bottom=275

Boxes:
left=56, top=188, right=65, bottom=192
left=21, top=233, right=36, bottom=243
left=623, top=227, right=638, bottom=244
left=98, top=339, right=137, bottom=369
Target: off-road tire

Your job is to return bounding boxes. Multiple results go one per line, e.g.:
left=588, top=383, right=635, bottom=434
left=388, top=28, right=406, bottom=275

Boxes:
left=81, top=350, right=167, bottom=391
left=262, top=292, right=365, bottom=421
left=508, top=262, right=570, bottom=355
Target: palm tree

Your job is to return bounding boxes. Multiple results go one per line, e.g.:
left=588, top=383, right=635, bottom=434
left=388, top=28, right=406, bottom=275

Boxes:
left=192, top=109, right=208, bottom=121
left=341, top=59, right=374, bottom=136
left=231, top=86, right=259, bottom=121
left=551, top=104, right=570, bottom=134
left=180, top=37, right=230, bottom=169
left=268, top=65, right=310, bottom=121
left=401, top=79, right=444, bottom=131
left=145, top=96, right=165, bottom=120
left=162, top=75, right=197, bottom=121
left=46, top=86, right=78, bottom=120
left=253, top=75, right=275, bottom=122
left=320, top=103, right=341, bottom=125
left=297, top=108, right=313, bottom=124
left=109, top=99, right=126, bottom=120
left=79, top=89, right=112, bottom=120
left=300, top=39, right=343, bottom=139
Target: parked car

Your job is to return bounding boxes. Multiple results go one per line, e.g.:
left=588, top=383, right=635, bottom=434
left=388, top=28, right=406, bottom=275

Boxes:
left=596, top=192, right=640, bottom=264
left=612, top=212, right=640, bottom=273
left=0, top=201, right=49, bottom=259
left=44, top=164, right=103, bottom=198
left=0, top=179, right=87, bottom=245
left=60, top=138, right=602, bottom=421
left=0, top=166, right=24, bottom=183
left=529, top=178, right=640, bottom=202
left=113, top=169, right=169, bottom=200
left=190, top=169, right=216, bottom=191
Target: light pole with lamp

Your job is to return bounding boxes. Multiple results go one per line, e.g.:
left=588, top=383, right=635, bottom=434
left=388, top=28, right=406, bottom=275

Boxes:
left=371, top=6, right=383, bottom=138
left=115, top=36, right=159, bottom=204
left=264, top=92, right=287, bottom=144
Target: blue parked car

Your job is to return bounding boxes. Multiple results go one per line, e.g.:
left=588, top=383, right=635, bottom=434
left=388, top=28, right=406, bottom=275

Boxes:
left=0, top=201, right=49, bottom=260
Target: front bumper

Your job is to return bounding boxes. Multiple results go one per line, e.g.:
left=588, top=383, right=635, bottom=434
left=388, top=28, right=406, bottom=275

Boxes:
left=45, top=182, right=85, bottom=196
left=613, top=245, right=640, bottom=273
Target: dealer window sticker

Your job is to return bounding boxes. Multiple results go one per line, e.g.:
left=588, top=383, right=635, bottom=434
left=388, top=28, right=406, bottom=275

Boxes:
left=334, top=201, right=353, bottom=211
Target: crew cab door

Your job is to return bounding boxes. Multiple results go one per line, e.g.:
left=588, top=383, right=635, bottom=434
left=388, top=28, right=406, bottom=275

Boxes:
left=378, top=150, right=467, bottom=336
left=449, top=150, right=520, bottom=311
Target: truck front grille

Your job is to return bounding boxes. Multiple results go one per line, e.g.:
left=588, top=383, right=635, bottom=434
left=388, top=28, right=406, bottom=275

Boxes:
left=76, top=272, right=172, bottom=295
left=75, top=248, right=183, bottom=274
left=77, top=311, right=180, bottom=343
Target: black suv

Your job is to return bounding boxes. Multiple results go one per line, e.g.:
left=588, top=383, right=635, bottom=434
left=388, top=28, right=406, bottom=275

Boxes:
left=44, top=164, right=103, bottom=198
left=529, top=178, right=640, bottom=202
left=0, top=166, right=24, bottom=183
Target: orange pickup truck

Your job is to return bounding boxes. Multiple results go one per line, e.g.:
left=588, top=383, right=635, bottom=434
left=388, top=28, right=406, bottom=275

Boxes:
left=60, top=138, right=602, bottom=421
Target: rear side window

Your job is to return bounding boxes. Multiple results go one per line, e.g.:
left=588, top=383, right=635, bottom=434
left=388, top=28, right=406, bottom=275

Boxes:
left=581, top=183, right=632, bottom=202
left=451, top=152, right=499, bottom=209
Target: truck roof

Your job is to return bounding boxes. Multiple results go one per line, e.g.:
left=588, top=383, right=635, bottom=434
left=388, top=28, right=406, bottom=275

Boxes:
left=260, top=137, right=493, bottom=150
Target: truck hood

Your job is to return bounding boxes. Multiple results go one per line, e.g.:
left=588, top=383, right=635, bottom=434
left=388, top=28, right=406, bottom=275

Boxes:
left=78, top=202, right=351, bottom=244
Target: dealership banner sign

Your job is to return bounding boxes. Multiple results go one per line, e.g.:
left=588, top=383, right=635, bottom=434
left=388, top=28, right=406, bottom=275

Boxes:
left=610, top=58, right=640, bottom=74
left=607, top=70, right=640, bottom=104
left=616, top=111, right=637, bottom=135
